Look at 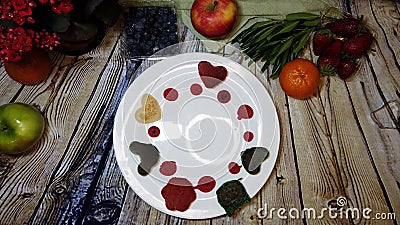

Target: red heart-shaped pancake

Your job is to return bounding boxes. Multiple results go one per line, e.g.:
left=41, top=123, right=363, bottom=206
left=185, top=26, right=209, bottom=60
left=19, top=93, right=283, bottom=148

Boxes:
left=198, top=61, right=228, bottom=88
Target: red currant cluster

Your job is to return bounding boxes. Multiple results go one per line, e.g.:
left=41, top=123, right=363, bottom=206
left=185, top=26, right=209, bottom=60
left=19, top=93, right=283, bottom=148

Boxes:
left=0, top=0, right=73, bottom=62
left=39, top=0, right=73, bottom=15
left=0, top=27, right=60, bottom=62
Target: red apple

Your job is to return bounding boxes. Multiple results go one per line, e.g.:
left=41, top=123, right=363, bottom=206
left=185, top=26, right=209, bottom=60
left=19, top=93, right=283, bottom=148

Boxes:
left=190, top=0, right=237, bottom=39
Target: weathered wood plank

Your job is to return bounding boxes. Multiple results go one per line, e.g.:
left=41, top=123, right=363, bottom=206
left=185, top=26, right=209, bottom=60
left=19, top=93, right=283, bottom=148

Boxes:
left=0, top=70, right=22, bottom=105
left=0, top=50, right=78, bottom=224
left=340, top=0, right=400, bottom=222
left=80, top=148, right=127, bottom=225
left=0, top=19, right=124, bottom=224
left=236, top=2, right=349, bottom=224
left=0, top=54, right=76, bottom=223
left=321, top=78, right=395, bottom=225
left=79, top=59, right=142, bottom=225
left=29, top=24, right=128, bottom=224
left=285, top=86, right=351, bottom=225
left=117, top=192, right=169, bottom=225
left=0, top=52, right=66, bottom=106
left=255, top=71, right=305, bottom=225
left=280, top=1, right=399, bottom=225
left=281, top=2, right=398, bottom=225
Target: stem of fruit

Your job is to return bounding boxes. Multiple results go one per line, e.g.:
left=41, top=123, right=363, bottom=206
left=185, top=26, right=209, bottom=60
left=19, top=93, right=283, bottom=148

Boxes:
left=207, top=1, right=218, bottom=11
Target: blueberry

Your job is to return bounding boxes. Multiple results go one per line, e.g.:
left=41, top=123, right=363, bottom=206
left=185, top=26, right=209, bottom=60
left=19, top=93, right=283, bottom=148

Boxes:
left=128, top=7, right=137, bottom=15
left=167, top=14, right=176, bottom=22
left=169, top=24, right=177, bottom=33
left=154, top=23, right=161, bottom=29
left=134, top=22, right=144, bottom=31
left=135, top=8, right=144, bottom=17
left=144, top=7, right=156, bottom=16
left=125, top=6, right=179, bottom=56
left=158, top=7, right=169, bottom=15
left=133, top=33, right=141, bottom=40
left=168, top=33, right=177, bottom=40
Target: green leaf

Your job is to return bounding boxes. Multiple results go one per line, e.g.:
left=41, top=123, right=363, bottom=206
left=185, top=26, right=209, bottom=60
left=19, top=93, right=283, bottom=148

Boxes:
left=261, top=42, right=281, bottom=63
left=302, top=18, right=322, bottom=27
left=73, top=0, right=104, bottom=21
left=261, top=61, right=270, bottom=72
left=256, top=39, right=281, bottom=53
left=254, top=25, right=280, bottom=43
left=0, top=20, right=17, bottom=29
left=94, top=0, right=121, bottom=25
left=269, top=37, right=294, bottom=65
left=286, top=12, right=320, bottom=21
left=47, top=13, right=71, bottom=33
left=270, top=50, right=290, bottom=78
left=58, top=21, right=98, bottom=42
left=232, top=13, right=324, bottom=78
left=267, top=20, right=299, bottom=41
left=293, top=29, right=312, bottom=53
left=235, top=21, right=278, bottom=45
left=232, top=23, right=257, bottom=43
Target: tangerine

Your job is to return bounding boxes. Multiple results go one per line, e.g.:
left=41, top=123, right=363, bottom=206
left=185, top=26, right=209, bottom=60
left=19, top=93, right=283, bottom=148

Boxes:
left=279, top=58, right=320, bottom=99
left=4, top=48, right=51, bottom=85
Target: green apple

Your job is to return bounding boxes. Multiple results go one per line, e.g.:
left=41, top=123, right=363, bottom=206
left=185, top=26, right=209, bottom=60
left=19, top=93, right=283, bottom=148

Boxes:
left=0, top=102, right=45, bottom=154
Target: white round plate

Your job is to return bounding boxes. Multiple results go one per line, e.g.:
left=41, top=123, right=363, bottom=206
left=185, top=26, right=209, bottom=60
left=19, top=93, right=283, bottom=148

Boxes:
left=114, top=52, right=280, bottom=219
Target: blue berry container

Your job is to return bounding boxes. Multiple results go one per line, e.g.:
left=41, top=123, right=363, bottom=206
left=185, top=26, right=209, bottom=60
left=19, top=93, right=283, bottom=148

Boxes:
left=120, top=0, right=181, bottom=59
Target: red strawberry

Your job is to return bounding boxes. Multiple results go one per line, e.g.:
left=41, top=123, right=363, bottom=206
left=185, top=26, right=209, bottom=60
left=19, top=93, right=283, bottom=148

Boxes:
left=338, top=58, right=358, bottom=79
left=317, top=39, right=343, bottom=76
left=343, top=31, right=373, bottom=58
left=325, top=17, right=361, bottom=38
left=312, top=30, right=333, bottom=56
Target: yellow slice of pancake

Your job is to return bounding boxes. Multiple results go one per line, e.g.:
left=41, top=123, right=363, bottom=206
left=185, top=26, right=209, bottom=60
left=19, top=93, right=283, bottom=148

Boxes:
left=135, top=94, right=161, bottom=124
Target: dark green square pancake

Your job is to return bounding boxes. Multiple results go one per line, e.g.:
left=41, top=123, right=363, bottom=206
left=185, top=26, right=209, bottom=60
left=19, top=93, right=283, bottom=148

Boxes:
left=216, top=180, right=251, bottom=216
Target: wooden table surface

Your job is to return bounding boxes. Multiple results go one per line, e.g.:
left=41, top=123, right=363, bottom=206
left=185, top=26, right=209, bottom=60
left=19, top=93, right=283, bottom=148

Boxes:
left=1, top=0, right=399, bottom=224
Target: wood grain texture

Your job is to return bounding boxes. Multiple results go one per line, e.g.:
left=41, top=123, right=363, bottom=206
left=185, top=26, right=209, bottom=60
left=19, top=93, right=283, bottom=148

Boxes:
left=28, top=21, right=127, bottom=225
left=342, top=0, right=400, bottom=221
left=0, top=19, right=126, bottom=224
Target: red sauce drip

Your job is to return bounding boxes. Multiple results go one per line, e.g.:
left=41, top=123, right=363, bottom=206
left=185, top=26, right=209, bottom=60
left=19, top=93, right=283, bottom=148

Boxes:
left=161, top=177, right=196, bottom=212
left=159, top=161, right=177, bottom=176
left=198, top=61, right=228, bottom=88
left=243, top=131, right=254, bottom=142
left=147, top=126, right=160, bottom=137
left=237, top=104, right=254, bottom=120
left=228, top=162, right=241, bottom=174
left=217, top=90, right=231, bottom=104
left=195, top=176, right=216, bottom=193
left=163, top=88, right=178, bottom=101
left=190, top=83, right=203, bottom=95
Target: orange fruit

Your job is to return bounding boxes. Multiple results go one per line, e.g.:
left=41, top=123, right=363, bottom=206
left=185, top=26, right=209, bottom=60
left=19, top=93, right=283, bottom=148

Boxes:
left=279, top=58, right=320, bottom=99
left=4, top=48, right=51, bottom=85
